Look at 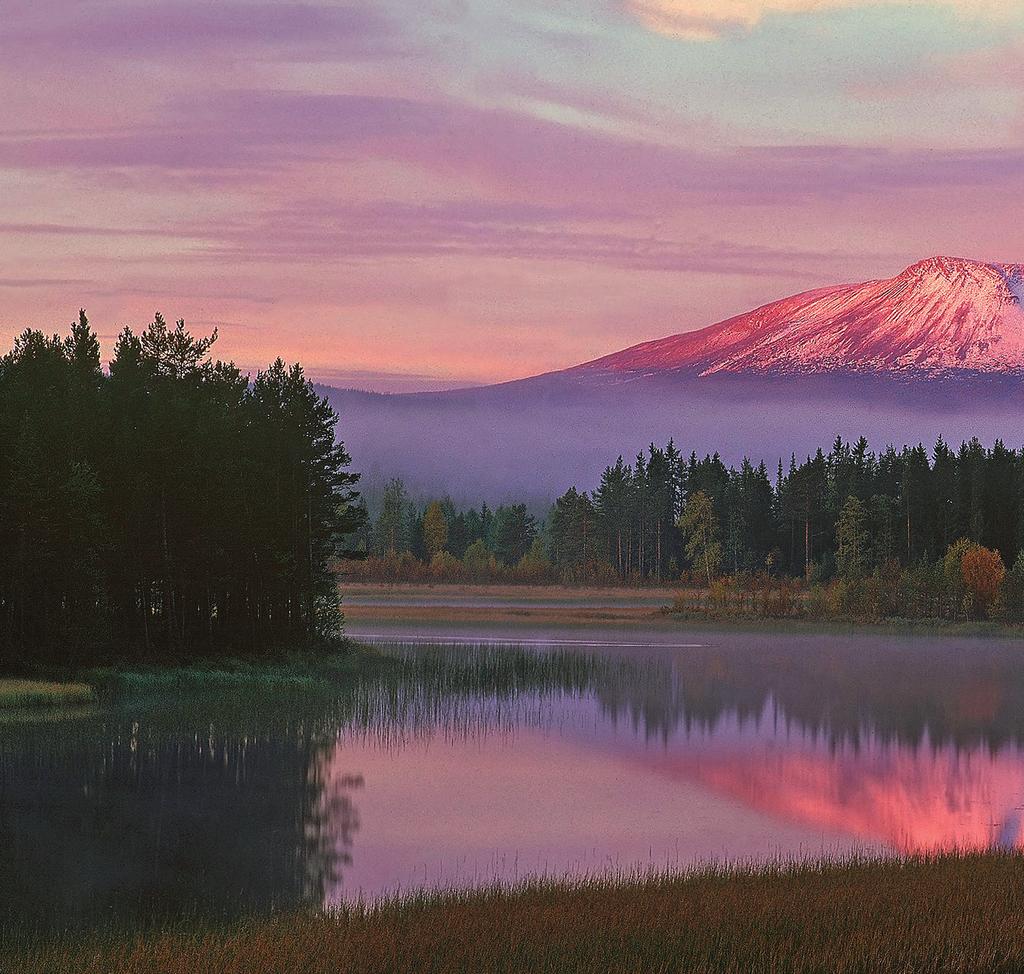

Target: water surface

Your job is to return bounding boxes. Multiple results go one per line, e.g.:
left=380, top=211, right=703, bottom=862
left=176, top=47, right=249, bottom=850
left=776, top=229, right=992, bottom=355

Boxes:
left=4, top=622, right=1024, bottom=930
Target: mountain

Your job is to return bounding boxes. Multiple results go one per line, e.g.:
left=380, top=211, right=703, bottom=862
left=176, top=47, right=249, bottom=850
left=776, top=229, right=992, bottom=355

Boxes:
left=564, top=256, right=1024, bottom=382
left=328, top=256, right=1024, bottom=501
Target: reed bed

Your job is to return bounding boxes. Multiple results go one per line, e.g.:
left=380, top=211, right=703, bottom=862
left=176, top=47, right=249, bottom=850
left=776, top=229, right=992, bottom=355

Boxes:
left=9, top=852, right=1024, bottom=973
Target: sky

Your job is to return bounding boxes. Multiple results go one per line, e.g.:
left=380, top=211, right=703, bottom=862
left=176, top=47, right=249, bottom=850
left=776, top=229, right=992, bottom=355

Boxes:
left=3, top=1, right=1024, bottom=391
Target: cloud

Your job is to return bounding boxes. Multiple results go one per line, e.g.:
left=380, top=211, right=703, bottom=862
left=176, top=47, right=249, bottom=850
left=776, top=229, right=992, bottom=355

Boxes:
left=198, top=198, right=843, bottom=275
left=0, top=222, right=182, bottom=238
left=0, top=2, right=400, bottom=61
left=626, top=0, right=1009, bottom=40
left=3, top=90, right=1023, bottom=207
left=0, top=278, right=91, bottom=288
left=940, top=40, right=1024, bottom=90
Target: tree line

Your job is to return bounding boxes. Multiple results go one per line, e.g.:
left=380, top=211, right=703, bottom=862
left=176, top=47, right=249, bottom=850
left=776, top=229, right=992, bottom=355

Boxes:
left=0, top=313, right=364, bottom=667
left=351, top=479, right=548, bottom=582
left=543, top=436, right=1019, bottom=579
left=359, top=436, right=1024, bottom=619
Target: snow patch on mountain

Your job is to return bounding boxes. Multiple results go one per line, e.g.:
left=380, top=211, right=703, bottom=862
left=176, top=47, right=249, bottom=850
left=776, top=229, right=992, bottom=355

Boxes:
left=996, top=264, right=1024, bottom=307
left=569, top=256, right=1024, bottom=381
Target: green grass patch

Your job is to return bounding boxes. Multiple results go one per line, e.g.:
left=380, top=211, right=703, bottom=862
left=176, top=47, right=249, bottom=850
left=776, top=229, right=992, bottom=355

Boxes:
left=9, top=852, right=1024, bottom=973
left=79, top=642, right=393, bottom=701
left=0, top=678, right=95, bottom=709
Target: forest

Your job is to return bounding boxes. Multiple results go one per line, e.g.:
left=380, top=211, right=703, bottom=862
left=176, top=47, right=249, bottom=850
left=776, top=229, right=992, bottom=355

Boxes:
left=4, top=306, right=1023, bottom=661
left=0, top=313, right=364, bottom=667
left=356, top=437, right=1024, bottom=621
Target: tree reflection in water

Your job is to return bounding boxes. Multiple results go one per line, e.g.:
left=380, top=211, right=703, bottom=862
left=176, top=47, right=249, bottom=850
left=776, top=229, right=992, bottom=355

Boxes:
left=4, top=633, right=1024, bottom=930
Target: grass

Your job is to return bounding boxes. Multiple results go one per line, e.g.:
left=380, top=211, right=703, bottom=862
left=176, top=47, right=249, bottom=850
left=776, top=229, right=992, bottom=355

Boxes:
left=78, top=642, right=395, bottom=699
left=8, top=852, right=1024, bottom=973
left=0, top=678, right=95, bottom=709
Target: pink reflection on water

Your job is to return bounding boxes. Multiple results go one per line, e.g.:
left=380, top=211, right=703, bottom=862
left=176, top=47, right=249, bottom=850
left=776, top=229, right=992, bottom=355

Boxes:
left=641, top=736, right=1024, bottom=854
left=319, top=694, right=1024, bottom=904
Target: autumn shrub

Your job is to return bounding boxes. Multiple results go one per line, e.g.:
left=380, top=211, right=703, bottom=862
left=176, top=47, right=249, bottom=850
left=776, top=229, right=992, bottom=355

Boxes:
left=943, top=539, right=973, bottom=618
left=462, top=539, right=499, bottom=579
left=803, top=585, right=829, bottom=619
left=902, top=561, right=944, bottom=619
left=831, top=578, right=872, bottom=619
left=556, top=559, right=619, bottom=586
left=961, top=544, right=1006, bottom=618
left=758, top=578, right=802, bottom=619
left=429, top=551, right=463, bottom=579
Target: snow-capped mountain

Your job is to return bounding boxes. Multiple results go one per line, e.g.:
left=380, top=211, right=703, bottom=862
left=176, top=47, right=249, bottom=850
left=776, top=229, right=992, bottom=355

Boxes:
left=327, top=256, right=1024, bottom=499
left=568, top=256, right=1024, bottom=380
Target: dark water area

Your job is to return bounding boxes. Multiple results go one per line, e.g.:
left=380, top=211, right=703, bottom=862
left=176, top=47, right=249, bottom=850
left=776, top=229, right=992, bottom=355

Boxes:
left=4, top=624, right=1024, bottom=932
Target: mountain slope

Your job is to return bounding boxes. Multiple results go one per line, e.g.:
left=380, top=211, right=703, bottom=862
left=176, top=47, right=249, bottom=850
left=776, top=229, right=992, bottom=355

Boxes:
left=567, top=256, right=1024, bottom=381
left=328, top=256, right=1024, bottom=499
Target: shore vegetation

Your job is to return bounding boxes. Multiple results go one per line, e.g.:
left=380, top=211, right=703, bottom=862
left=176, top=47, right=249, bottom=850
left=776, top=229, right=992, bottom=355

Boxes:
left=8, top=852, right=1024, bottom=974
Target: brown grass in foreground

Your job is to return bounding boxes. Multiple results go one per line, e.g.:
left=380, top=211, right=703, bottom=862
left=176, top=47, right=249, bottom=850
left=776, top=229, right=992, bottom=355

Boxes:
left=10, top=853, right=1024, bottom=973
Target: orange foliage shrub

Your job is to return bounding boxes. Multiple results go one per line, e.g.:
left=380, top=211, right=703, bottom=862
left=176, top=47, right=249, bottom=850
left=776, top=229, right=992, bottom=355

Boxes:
left=961, top=545, right=1006, bottom=618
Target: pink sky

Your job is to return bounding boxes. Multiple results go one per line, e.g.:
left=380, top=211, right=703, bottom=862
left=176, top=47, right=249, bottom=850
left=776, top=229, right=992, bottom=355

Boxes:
left=3, top=1, right=1024, bottom=389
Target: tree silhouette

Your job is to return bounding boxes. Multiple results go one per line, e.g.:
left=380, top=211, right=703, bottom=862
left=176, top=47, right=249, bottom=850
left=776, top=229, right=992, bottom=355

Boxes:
left=0, top=313, right=364, bottom=665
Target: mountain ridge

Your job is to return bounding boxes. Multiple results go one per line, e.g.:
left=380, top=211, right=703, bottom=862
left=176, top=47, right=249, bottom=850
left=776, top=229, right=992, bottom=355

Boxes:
left=325, top=256, right=1024, bottom=499
left=560, top=256, right=1024, bottom=383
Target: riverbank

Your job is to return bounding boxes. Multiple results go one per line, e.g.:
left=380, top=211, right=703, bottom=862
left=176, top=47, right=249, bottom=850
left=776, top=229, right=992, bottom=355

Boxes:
left=342, top=582, right=679, bottom=626
left=0, top=642, right=391, bottom=713
left=342, top=582, right=1024, bottom=638
left=9, top=852, right=1024, bottom=974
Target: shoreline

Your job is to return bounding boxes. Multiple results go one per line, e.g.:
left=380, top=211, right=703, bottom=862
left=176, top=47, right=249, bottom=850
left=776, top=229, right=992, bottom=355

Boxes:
left=342, top=582, right=1024, bottom=639
left=10, top=851, right=1024, bottom=973
left=5, top=592, right=1023, bottom=700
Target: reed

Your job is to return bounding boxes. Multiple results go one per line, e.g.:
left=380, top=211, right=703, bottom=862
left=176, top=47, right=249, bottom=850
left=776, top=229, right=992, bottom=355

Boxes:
left=8, top=852, right=1024, bottom=973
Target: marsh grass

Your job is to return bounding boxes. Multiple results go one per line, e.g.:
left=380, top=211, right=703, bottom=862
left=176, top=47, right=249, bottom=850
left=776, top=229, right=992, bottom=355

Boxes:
left=80, top=644, right=397, bottom=701
left=0, top=678, right=95, bottom=709
left=9, top=852, right=1024, bottom=973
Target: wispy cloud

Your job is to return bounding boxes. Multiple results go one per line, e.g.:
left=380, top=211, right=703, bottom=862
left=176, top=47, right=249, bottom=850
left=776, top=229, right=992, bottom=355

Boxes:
left=0, top=2, right=402, bottom=61
left=5, top=89, right=1020, bottom=206
left=199, top=198, right=858, bottom=276
left=626, top=0, right=1011, bottom=40
left=0, top=277, right=92, bottom=288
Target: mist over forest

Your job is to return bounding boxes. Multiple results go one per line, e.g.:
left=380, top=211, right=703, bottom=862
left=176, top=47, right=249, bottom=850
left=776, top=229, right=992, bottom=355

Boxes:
left=327, top=375, right=1024, bottom=505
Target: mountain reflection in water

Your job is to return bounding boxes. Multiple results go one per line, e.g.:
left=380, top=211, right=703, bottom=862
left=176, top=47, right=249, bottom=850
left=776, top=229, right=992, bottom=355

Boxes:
left=4, top=629, right=1024, bottom=927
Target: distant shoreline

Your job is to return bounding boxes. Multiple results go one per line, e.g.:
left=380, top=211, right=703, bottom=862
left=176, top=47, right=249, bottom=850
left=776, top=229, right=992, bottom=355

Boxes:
left=342, top=582, right=1024, bottom=638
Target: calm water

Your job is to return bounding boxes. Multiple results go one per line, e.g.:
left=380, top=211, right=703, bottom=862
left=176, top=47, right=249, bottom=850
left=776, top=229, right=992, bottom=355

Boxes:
left=4, top=622, right=1024, bottom=930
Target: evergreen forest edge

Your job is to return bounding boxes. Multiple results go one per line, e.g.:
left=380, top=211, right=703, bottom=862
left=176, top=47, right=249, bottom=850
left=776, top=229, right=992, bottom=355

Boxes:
left=0, top=313, right=364, bottom=668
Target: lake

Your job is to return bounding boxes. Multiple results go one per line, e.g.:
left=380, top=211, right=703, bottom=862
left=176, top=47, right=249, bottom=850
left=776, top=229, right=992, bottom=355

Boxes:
left=4, top=612, right=1024, bottom=932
